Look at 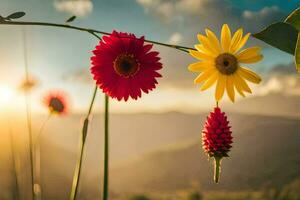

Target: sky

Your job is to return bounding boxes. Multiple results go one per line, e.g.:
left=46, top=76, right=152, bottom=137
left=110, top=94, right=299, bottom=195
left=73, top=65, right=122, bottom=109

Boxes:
left=0, top=0, right=299, bottom=114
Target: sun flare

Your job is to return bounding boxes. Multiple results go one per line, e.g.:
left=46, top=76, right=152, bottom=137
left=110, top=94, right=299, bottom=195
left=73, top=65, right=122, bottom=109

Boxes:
left=0, top=85, right=16, bottom=105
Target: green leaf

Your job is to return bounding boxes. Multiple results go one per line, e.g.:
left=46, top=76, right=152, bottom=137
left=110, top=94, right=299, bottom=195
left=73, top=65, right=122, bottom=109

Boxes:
left=285, top=7, right=300, bottom=31
left=6, top=12, right=26, bottom=19
left=295, top=33, right=300, bottom=72
left=252, top=22, right=298, bottom=55
left=66, top=15, right=76, bottom=23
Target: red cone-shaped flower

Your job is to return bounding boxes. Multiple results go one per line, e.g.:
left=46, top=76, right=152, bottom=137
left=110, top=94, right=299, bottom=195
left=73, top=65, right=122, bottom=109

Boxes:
left=202, top=106, right=233, bottom=183
left=91, top=31, right=162, bottom=101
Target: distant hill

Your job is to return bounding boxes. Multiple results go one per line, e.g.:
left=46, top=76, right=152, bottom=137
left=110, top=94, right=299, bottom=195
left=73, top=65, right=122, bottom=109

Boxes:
left=110, top=114, right=300, bottom=192
left=225, top=93, right=300, bottom=117
left=1, top=112, right=300, bottom=199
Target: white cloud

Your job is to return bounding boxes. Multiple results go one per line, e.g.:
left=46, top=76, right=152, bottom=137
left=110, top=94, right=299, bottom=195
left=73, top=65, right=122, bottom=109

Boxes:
left=136, top=0, right=285, bottom=34
left=243, top=6, right=280, bottom=20
left=168, top=32, right=183, bottom=45
left=54, top=0, right=93, bottom=17
left=258, top=75, right=300, bottom=96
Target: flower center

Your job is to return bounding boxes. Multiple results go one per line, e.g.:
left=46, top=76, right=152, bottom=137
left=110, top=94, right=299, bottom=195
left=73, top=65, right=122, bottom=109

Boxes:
left=215, top=53, right=238, bottom=75
left=113, top=53, right=140, bottom=78
left=49, top=98, right=64, bottom=113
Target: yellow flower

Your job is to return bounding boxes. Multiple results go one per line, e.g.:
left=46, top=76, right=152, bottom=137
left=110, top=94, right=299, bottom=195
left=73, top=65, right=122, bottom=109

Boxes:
left=188, top=24, right=263, bottom=102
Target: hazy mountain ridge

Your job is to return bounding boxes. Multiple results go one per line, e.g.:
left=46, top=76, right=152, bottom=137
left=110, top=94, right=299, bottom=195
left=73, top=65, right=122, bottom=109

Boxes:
left=1, top=111, right=300, bottom=199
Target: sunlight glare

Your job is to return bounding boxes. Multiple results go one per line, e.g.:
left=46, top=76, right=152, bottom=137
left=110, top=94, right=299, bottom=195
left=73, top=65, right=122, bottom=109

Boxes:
left=0, top=85, right=15, bottom=105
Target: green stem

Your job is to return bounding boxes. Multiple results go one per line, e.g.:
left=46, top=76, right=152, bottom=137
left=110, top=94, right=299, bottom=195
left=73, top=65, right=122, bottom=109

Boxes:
left=0, top=20, right=194, bottom=52
left=214, top=157, right=222, bottom=183
left=102, top=95, right=109, bottom=200
left=70, top=85, right=98, bottom=200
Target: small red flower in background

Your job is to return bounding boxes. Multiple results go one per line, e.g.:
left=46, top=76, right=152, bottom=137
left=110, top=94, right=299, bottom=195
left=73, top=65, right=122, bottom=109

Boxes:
left=44, top=91, right=68, bottom=115
left=91, top=31, right=162, bottom=101
left=202, top=106, right=232, bottom=183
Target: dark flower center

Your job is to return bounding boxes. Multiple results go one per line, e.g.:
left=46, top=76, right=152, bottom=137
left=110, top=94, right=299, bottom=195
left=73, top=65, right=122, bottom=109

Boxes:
left=215, top=53, right=238, bottom=75
left=113, top=53, right=140, bottom=78
left=49, top=98, right=64, bottom=113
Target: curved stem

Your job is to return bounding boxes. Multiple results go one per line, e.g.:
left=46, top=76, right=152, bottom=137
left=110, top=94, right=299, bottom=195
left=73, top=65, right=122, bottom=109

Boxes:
left=34, top=113, right=52, bottom=145
left=70, top=85, right=98, bottom=200
left=102, top=95, right=109, bottom=200
left=0, top=20, right=195, bottom=52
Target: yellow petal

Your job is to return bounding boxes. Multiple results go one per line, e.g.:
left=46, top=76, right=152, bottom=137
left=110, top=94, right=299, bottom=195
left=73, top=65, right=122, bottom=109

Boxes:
left=200, top=72, right=218, bottom=91
left=197, top=34, right=219, bottom=55
left=215, top=74, right=227, bottom=101
left=221, top=24, right=232, bottom=52
left=205, top=28, right=222, bottom=54
left=194, top=68, right=216, bottom=84
left=238, top=67, right=262, bottom=84
left=237, top=47, right=261, bottom=62
left=229, top=28, right=243, bottom=53
left=188, top=61, right=213, bottom=72
left=233, top=75, right=246, bottom=97
left=194, top=44, right=215, bottom=57
left=233, top=33, right=250, bottom=53
left=234, top=73, right=252, bottom=93
left=189, top=49, right=212, bottom=61
left=226, top=76, right=235, bottom=102
left=238, top=54, right=263, bottom=64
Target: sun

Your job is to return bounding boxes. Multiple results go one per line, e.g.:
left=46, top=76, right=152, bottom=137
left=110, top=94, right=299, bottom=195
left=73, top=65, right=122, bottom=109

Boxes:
left=0, top=85, right=15, bottom=104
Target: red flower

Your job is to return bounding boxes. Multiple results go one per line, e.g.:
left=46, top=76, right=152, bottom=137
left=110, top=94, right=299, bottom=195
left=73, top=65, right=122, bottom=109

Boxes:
left=44, top=91, right=68, bottom=115
left=91, top=31, right=162, bottom=101
left=202, top=107, right=233, bottom=183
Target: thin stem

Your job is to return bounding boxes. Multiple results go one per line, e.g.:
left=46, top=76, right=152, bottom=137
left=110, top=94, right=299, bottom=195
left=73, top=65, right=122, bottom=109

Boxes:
left=70, top=85, right=98, bottom=200
left=26, top=93, right=35, bottom=200
left=8, top=123, right=20, bottom=200
left=102, top=95, right=109, bottom=200
left=34, top=113, right=52, bottom=145
left=0, top=20, right=195, bottom=52
left=214, top=157, right=222, bottom=183
left=33, top=113, right=52, bottom=200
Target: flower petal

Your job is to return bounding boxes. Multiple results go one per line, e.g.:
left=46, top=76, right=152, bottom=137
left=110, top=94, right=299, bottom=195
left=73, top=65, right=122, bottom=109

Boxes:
left=238, top=54, right=263, bottom=64
left=233, top=73, right=252, bottom=93
left=205, top=28, right=222, bottom=54
left=226, top=76, right=235, bottom=102
left=189, top=50, right=212, bottom=61
left=194, top=68, right=216, bottom=84
left=238, top=67, right=262, bottom=84
left=197, top=34, right=219, bottom=55
left=232, top=75, right=245, bottom=97
left=229, top=28, right=243, bottom=53
left=188, top=61, right=213, bottom=72
left=233, top=33, right=250, bottom=53
left=221, top=24, right=232, bottom=52
left=200, top=71, right=218, bottom=91
left=195, top=44, right=215, bottom=57
left=215, top=74, right=227, bottom=101
left=237, top=47, right=262, bottom=62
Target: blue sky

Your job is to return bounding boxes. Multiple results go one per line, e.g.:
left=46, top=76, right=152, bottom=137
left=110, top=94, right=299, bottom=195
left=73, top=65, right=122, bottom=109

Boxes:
left=0, top=0, right=299, bottom=113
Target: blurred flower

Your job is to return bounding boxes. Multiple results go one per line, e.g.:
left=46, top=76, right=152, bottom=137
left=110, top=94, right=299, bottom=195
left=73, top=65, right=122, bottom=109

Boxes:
left=44, top=91, right=68, bottom=115
left=188, top=24, right=263, bottom=102
left=202, top=106, right=232, bottom=183
left=19, top=77, right=37, bottom=92
left=91, top=31, right=162, bottom=101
